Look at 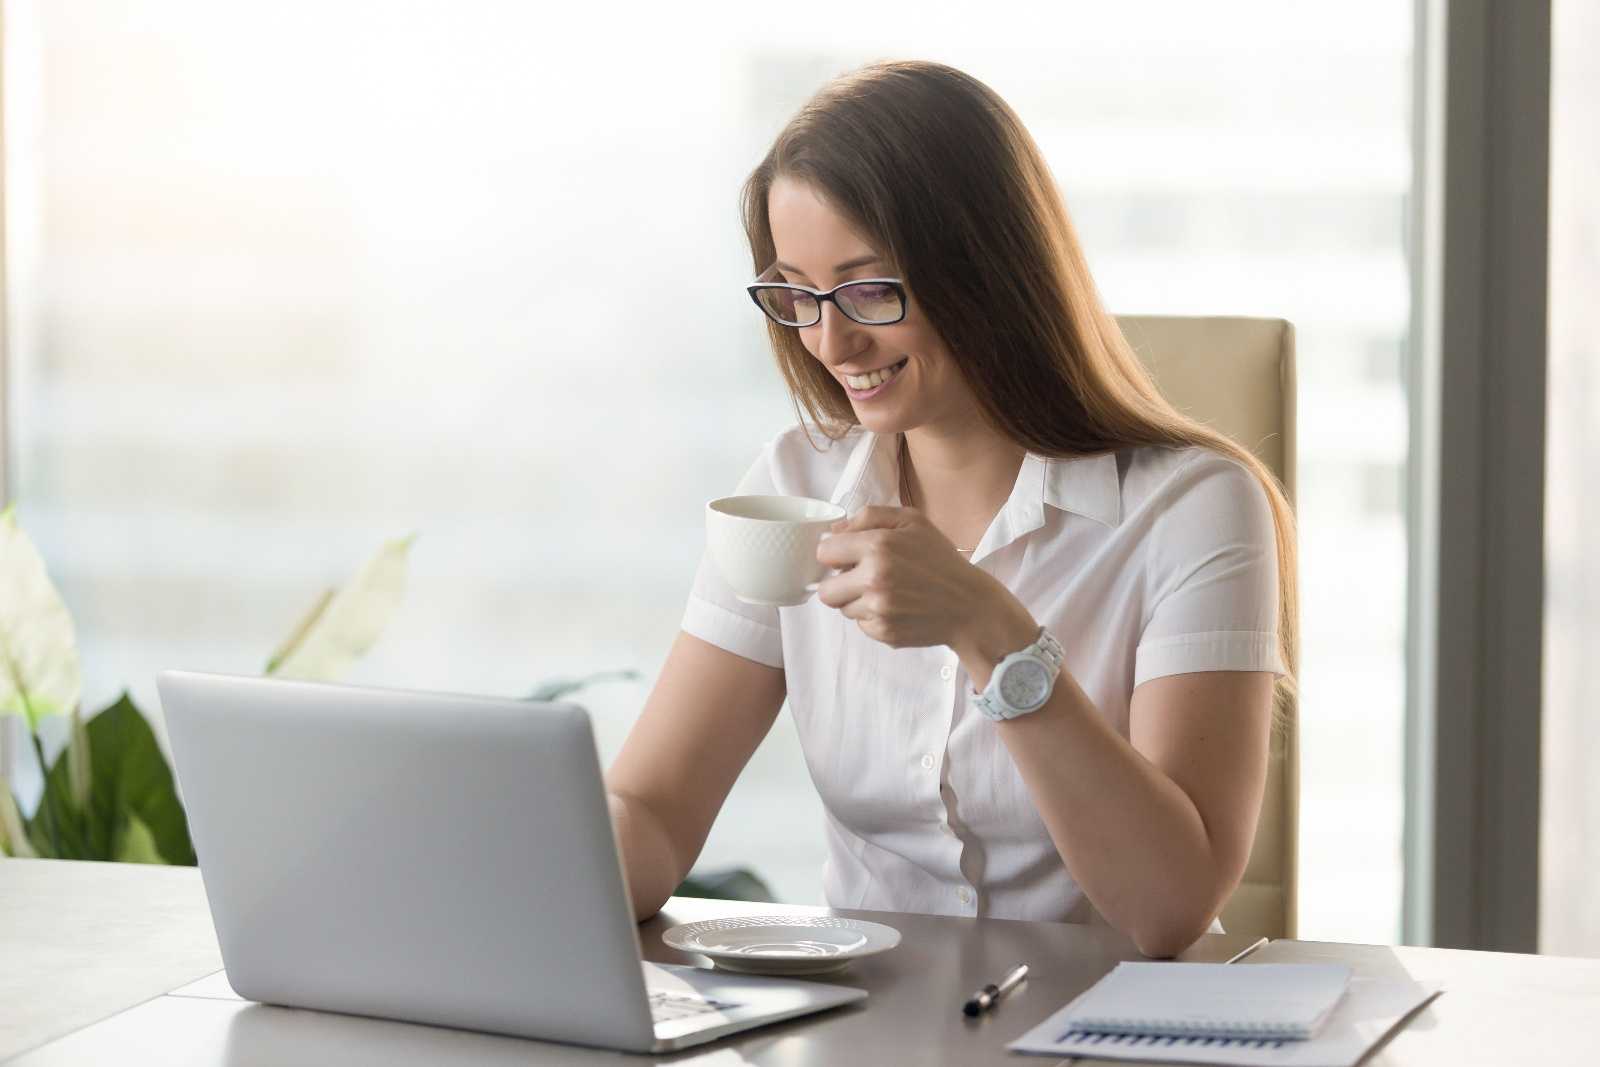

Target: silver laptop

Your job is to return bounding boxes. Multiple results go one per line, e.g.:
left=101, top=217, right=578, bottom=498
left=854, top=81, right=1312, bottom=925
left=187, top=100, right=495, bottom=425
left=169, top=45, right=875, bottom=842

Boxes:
left=155, top=669, right=866, bottom=1054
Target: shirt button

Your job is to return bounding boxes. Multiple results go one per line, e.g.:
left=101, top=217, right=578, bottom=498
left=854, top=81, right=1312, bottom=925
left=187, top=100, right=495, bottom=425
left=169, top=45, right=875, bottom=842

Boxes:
left=920, top=753, right=936, bottom=770
left=958, top=887, right=973, bottom=905
left=939, top=664, right=955, bottom=680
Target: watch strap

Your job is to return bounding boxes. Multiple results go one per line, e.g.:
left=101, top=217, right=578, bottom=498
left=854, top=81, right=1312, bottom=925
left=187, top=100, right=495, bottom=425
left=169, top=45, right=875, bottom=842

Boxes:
left=971, top=627, right=1064, bottom=721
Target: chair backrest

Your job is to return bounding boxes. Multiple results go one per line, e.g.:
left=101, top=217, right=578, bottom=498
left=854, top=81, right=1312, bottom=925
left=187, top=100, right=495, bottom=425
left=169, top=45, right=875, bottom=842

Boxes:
left=1115, top=314, right=1300, bottom=941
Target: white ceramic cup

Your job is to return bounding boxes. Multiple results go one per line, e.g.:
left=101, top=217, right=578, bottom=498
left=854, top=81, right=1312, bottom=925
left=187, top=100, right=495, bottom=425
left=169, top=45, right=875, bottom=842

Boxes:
left=705, top=494, right=848, bottom=606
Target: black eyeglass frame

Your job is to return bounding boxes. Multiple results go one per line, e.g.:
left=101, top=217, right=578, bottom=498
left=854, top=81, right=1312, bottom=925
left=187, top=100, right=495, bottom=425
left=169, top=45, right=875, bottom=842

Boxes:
left=745, top=277, right=909, bottom=327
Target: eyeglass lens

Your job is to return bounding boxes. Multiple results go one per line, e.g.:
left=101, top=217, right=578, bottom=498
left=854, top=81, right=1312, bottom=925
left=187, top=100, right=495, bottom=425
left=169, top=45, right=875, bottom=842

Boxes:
left=755, top=282, right=902, bottom=326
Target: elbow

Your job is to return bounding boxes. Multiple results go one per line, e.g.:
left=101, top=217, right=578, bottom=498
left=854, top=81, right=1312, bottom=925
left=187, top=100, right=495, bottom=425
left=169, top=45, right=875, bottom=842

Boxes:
left=1129, top=898, right=1224, bottom=959
left=607, top=790, right=686, bottom=923
left=1132, top=856, right=1243, bottom=958
left=1132, top=921, right=1203, bottom=959
left=1131, top=919, right=1210, bottom=960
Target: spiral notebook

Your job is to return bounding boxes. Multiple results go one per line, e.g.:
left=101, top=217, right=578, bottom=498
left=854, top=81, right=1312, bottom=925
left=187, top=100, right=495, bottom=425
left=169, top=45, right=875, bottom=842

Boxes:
left=1058, top=962, right=1350, bottom=1039
left=1008, top=962, right=1443, bottom=1067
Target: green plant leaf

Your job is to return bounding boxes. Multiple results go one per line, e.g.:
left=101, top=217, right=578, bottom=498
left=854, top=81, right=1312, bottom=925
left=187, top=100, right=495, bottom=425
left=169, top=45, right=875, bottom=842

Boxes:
left=113, top=812, right=165, bottom=864
left=68, top=706, right=92, bottom=810
left=0, top=505, right=83, bottom=731
left=30, top=692, right=196, bottom=864
left=267, top=534, right=415, bottom=680
left=264, top=588, right=334, bottom=676
left=674, top=867, right=775, bottom=902
left=0, top=776, right=38, bottom=858
left=527, top=669, right=641, bottom=702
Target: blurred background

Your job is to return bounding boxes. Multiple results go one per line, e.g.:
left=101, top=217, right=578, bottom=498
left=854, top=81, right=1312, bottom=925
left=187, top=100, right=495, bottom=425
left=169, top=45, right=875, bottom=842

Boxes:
left=0, top=1, right=1591, bottom=952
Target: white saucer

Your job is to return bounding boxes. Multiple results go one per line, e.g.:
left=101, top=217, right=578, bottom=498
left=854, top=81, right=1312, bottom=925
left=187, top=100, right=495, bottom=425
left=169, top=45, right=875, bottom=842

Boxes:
left=660, top=915, right=902, bottom=977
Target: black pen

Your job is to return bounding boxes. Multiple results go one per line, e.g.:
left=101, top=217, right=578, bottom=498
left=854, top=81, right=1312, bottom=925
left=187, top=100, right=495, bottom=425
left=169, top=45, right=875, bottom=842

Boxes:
left=962, top=962, right=1029, bottom=1016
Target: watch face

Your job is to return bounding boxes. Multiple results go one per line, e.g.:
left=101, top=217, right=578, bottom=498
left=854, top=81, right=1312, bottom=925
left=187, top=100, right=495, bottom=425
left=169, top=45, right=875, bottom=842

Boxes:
left=999, top=659, right=1050, bottom=711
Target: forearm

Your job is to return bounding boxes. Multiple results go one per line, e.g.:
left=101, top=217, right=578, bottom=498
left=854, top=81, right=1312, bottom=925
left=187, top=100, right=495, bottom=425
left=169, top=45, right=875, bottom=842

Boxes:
left=605, top=791, right=686, bottom=923
left=949, top=595, right=1229, bottom=957
left=1006, top=680, right=1226, bottom=956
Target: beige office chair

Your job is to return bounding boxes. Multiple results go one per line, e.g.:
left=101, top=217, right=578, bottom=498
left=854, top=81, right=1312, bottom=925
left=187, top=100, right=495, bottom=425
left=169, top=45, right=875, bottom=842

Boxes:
left=1116, top=314, right=1300, bottom=941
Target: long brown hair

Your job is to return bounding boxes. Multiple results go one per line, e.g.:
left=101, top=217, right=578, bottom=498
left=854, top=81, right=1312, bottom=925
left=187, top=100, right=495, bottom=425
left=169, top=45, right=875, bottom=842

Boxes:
left=741, top=60, right=1298, bottom=711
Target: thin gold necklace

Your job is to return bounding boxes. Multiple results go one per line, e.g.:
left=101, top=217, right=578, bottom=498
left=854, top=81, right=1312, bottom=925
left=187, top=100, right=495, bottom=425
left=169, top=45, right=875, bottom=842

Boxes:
left=898, top=434, right=975, bottom=555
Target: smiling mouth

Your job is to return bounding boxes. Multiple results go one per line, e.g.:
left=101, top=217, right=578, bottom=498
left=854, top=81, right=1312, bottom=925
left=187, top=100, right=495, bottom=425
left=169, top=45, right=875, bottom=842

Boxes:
left=843, top=357, right=908, bottom=391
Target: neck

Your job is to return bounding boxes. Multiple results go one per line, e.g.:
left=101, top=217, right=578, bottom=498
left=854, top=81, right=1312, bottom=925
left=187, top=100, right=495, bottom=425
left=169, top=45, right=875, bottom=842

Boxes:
left=897, top=416, right=1027, bottom=543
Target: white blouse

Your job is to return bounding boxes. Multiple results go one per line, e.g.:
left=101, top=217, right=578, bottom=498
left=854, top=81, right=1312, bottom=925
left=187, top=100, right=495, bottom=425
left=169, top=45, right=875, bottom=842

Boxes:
left=681, top=424, right=1286, bottom=925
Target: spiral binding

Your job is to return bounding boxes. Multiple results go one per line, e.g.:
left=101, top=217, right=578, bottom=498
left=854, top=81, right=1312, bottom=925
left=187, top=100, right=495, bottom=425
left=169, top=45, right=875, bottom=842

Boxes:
left=1057, top=1028, right=1292, bottom=1050
left=1063, top=1013, right=1305, bottom=1041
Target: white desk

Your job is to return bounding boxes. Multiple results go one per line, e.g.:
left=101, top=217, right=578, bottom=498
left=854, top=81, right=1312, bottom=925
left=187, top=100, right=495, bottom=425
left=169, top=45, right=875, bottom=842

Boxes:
left=6, top=858, right=1600, bottom=1065
left=1240, top=938, right=1600, bottom=1065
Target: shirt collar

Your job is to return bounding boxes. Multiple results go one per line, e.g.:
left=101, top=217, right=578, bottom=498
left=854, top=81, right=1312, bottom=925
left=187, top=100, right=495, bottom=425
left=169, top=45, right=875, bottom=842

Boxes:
left=1043, top=449, right=1122, bottom=528
left=828, top=430, right=1123, bottom=543
left=828, top=430, right=901, bottom=514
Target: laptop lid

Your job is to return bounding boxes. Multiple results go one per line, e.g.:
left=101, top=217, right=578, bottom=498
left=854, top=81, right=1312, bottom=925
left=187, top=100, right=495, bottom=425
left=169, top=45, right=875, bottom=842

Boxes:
left=156, top=669, right=658, bottom=1051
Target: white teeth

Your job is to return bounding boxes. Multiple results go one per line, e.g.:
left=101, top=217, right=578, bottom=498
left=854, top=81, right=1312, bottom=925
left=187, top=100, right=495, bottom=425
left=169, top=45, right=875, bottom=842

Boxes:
left=847, top=360, right=905, bottom=391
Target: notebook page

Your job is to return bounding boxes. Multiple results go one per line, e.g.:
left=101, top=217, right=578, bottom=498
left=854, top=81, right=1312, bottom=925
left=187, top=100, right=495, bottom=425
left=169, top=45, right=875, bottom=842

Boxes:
left=1008, top=975, right=1443, bottom=1067
left=1062, top=962, right=1351, bottom=1039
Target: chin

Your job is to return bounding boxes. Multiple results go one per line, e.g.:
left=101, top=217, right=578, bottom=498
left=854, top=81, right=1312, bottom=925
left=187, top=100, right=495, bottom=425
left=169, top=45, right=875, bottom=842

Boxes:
left=850, top=409, right=916, bottom=436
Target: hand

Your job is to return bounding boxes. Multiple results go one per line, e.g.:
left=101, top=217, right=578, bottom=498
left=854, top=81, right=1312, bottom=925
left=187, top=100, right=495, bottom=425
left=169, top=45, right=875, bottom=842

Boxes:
left=814, top=505, right=1007, bottom=652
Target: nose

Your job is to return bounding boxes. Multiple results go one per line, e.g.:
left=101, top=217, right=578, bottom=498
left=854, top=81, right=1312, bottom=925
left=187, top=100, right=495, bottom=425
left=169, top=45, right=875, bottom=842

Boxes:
left=809, top=300, right=871, bottom=369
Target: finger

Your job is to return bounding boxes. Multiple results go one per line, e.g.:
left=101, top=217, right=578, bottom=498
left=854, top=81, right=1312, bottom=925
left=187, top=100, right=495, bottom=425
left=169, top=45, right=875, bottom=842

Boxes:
left=816, top=528, right=885, bottom=568
left=840, top=595, right=900, bottom=645
left=838, top=594, right=879, bottom=622
left=832, top=504, right=916, bottom=534
left=814, top=566, right=871, bottom=610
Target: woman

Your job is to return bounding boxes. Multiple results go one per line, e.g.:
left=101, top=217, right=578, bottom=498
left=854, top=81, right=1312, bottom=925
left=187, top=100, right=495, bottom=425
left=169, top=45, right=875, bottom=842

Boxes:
left=605, top=60, right=1295, bottom=958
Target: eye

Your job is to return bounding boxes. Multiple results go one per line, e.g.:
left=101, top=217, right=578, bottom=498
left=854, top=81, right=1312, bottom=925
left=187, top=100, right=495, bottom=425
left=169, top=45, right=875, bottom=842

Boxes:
left=848, top=283, right=893, bottom=300
left=836, top=281, right=904, bottom=325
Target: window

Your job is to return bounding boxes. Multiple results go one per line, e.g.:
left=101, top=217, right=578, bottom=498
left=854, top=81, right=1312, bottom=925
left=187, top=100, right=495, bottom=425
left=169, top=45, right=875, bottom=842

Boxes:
left=2, top=2, right=1412, bottom=940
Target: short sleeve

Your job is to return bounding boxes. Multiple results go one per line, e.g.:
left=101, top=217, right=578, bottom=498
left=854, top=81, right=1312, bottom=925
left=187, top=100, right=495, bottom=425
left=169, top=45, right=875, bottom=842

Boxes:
left=680, top=443, right=785, bottom=669
left=1134, top=451, right=1287, bottom=687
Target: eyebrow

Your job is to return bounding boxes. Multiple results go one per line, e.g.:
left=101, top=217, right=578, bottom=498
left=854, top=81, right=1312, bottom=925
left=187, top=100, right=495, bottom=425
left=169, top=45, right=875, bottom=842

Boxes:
left=774, top=254, right=882, bottom=278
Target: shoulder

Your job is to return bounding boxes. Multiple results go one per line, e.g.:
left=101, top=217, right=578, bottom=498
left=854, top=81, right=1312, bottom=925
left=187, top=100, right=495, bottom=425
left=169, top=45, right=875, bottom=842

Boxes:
left=755, top=422, right=870, bottom=500
left=1121, top=444, right=1276, bottom=540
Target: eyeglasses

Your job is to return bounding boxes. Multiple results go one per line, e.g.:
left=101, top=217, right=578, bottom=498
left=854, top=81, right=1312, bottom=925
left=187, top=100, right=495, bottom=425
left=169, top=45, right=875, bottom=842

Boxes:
left=746, top=267, right=907, bottom=327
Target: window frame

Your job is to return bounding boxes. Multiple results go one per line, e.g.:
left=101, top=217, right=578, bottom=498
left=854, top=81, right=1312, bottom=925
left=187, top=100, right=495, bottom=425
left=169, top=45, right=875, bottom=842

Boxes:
left=1404, top=0, right=1550, bottom=951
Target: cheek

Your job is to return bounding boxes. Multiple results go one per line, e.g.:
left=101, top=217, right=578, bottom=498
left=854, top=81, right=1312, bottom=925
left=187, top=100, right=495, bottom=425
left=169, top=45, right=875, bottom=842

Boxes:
left=878, top=322, right=935, bottom=360
left=890, top=309, right=949, bottom=365
left=901, top=329, right=954, bottom=377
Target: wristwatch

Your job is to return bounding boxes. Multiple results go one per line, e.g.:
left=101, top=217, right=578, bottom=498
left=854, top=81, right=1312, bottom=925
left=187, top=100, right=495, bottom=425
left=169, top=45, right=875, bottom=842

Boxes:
left=971, top=627, right=1065, bottom=722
